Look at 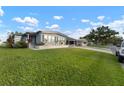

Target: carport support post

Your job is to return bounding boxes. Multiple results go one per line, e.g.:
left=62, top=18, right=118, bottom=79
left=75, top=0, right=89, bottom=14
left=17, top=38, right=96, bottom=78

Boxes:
left=75, top=40, right=76, bottom=46
left=74, top=40, right=75, bottom=46
left=75, top=40, right=77, bottom=46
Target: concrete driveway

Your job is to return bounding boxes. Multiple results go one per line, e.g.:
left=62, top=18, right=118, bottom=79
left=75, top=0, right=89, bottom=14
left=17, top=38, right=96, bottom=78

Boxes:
left=77, top=46, right=113, bottom=54
left=31, top=45, right=113, bottom=54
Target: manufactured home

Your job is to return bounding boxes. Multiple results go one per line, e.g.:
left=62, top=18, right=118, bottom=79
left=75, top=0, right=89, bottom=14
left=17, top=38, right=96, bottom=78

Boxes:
left=13, top=30, right=88, bottom=48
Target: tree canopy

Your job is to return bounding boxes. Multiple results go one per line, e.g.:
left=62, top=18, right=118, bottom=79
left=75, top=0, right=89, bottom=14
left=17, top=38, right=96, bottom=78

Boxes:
left=82, top=26, right=123, bottom=45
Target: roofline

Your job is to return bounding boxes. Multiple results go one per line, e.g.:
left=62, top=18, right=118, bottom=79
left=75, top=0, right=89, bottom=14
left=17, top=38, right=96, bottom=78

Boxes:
left=14, top=30, right=77, bottom=40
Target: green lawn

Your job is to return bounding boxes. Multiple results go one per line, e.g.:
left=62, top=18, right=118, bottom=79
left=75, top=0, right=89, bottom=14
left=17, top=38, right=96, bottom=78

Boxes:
left=0, top=48, right=124, bottom=86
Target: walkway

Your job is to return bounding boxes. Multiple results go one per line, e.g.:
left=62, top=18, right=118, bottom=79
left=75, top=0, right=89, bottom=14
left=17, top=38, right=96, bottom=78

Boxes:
left=78, top=46, right=113, bottom=54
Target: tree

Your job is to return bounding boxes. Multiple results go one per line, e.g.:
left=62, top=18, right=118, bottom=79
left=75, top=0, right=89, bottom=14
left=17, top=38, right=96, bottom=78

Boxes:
left=6, top=32, right=14, bottom=48
left=82, top=26, right=121, bottom=45
left=15, top=31, right=22, bottom=35
left=111, top=36, right=123, bottom=46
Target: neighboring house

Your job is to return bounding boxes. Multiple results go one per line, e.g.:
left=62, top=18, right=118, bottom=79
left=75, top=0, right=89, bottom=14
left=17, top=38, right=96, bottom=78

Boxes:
left=14, top=35, right=22, bottom=43
left=77, top=39, right=88, bottom=46
left=13, top=30, right=88, bottom=48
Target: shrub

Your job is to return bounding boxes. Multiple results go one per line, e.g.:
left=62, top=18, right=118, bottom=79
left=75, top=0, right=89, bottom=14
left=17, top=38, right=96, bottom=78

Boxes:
left=0, top=42, right=9, bottom=48
left=15, top=41, right=28, bottom=48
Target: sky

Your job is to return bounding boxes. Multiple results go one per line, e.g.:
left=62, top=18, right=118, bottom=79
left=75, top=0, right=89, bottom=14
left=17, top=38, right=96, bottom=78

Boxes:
left=1, top=6, right=124, bottom=41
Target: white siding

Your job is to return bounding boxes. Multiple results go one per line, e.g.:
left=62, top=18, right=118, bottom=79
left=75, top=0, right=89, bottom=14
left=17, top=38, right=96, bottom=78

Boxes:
left=14, top=35, right=22, bottom=43
left=44, top=34, right=48, bottom=42
left=51, top=36, right=54, bottom=42
left=35, top=33, right=67, bottom=46
left=48, top=35, right=51, bottom=43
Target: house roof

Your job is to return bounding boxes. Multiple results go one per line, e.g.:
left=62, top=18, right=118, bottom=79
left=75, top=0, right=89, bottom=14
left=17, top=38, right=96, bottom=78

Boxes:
left=19, top=30, right=77, bottom=41
left=41, top=30, right=77, bottom=41
left=37, top=30, right=66, bottom=36
left=23, top=32, right=36, bottom=36
left=78, top=39, right=88, bottom=42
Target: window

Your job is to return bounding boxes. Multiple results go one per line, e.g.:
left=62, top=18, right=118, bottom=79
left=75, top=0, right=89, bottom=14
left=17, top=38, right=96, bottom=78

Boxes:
left=50, top=36, right=52, bottom=42
left=54, top=36, right=58, bottom=42
left=42, top=35, right=44, bottom=42
left=56, top=37, right=58, bottom=42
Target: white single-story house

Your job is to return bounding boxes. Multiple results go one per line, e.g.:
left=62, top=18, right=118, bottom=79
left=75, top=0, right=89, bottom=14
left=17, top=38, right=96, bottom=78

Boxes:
left=13, top=30, right=88, bottom=48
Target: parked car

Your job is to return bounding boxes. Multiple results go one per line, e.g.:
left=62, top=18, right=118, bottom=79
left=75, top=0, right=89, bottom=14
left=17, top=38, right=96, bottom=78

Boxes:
left=115, top=41, right=124, bottom=62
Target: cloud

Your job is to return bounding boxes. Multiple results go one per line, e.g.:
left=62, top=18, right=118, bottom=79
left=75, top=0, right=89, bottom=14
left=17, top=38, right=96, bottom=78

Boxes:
left=0, top=34, right=7, bottom=42
left=45, top=21, right=49, bottom=25
left=0, top=7, right=4, bottom=16
left=108, top=19, right=124, bottom=30
left=81, top=19, right=90, bottom=23
left=18, top=26, right=34, bottom=32
left=45, top=24, right=60, bottom=30
left=13, top=17, right=24, bottom=23
left=97, top=16, right=105, bottom=21
left=85, top=16, right=124, bottom=38
left=63, top=30, right=73, bottom=35
left=90, top=21, right=104, bottom=27
left=64, top=28, right=91, bottom=39
left=53, top=16, right=64, bottom=20
left=12, top=17, right=39, bottom=26
left=0, top=29, right=13, bottom=42
left=73, top=28, right=91, bottom=39
left=107, top=18, right=124, bottom=38
left=81, top=18, right=104, bottom=27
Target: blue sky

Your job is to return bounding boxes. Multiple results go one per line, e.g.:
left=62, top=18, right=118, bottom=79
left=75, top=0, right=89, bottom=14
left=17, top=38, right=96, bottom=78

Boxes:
left=1, top=6, right=124, bottom=41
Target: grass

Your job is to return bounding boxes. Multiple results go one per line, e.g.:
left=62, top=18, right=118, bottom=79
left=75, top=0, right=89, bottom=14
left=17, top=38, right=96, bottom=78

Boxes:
left=0, top=47, right=124, bottom=86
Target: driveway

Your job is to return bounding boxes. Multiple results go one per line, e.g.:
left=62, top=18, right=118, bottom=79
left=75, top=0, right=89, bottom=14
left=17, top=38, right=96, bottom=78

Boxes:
left=31, top=45, right=113, bottom=54
left=77, top=46, right=113, bottom=54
